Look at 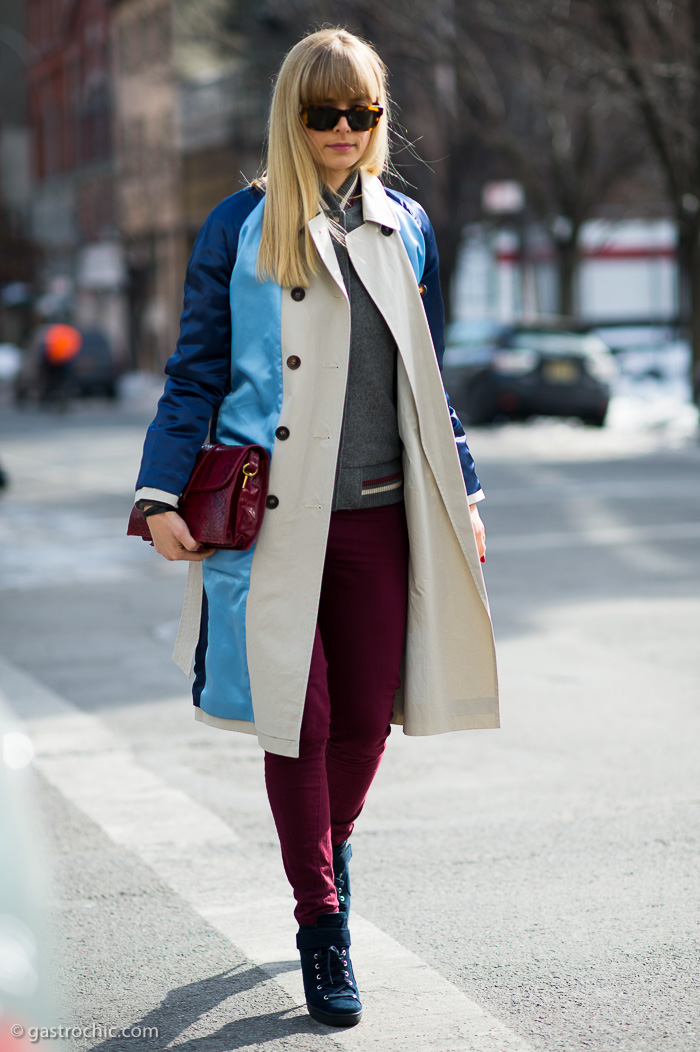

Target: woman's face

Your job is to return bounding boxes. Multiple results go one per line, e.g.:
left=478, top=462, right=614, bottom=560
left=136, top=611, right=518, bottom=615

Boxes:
left=302, top=97, right=374, bottom=192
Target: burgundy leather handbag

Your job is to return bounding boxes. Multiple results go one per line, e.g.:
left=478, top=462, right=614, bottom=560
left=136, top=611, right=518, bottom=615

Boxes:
left=127, top=443, right=269, bottom=549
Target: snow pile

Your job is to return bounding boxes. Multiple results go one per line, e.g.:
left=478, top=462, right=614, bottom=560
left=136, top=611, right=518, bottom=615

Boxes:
left=608, top=342, right=698, bottom=439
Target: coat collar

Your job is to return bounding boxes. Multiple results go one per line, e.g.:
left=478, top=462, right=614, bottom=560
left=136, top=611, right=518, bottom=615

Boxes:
left=358, top=169, right=400, bottom=230
left=306, top=169, right=400, bottom=298
left=308, top=168, right=400, bottom=232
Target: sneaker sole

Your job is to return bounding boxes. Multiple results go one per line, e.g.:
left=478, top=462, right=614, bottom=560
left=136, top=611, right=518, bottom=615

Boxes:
left=307, top=1004, right=362, bottom=1028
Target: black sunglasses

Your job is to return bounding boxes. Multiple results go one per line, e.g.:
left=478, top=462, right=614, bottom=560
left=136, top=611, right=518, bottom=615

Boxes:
left=300, top=104, right=384, bottom=132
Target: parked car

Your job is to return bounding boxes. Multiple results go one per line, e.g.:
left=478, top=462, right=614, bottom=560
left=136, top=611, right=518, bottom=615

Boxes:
left=443, top=322, right=616, bottom=426
left=14, top=325, right=120, bottom=405
left=591, top=323, right=690, bottom=381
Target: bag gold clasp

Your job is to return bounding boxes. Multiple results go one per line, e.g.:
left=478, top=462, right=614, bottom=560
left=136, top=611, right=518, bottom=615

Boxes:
left=241, top=462, right=258, bottom=489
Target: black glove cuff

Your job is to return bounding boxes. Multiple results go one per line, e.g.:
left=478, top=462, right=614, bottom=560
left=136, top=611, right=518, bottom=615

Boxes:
left=136, top=500, right=178, bottom=518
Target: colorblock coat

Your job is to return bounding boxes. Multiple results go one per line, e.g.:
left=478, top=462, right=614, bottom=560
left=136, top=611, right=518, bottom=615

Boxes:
left=136, top=169, right=499, bottom=757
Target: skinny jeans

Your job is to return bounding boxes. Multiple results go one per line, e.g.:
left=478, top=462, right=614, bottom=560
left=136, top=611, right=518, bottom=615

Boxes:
left=264, top=502, right=409, bottom=926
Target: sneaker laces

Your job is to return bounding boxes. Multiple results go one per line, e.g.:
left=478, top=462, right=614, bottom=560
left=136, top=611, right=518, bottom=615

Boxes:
left=312, top=944, right=358, bottom=1000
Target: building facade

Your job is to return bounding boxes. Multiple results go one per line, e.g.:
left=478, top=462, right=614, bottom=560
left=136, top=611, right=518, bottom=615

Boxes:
left=25, top=0, right=127, bottom=360
left=453, top=219, right=679, bottom=325
left=110, top=0, right=181, bottom=369
left=110, top=0, right=266, bottom=370
left=0, top=0, right=36, bottom=342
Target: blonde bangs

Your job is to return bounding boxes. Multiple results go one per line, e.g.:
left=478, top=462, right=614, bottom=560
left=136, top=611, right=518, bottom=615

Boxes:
left=299, top=44, right=383, bottom=107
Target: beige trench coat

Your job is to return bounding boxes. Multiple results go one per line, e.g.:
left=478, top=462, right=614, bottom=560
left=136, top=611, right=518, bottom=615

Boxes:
left=173, top=171, right=499, bottom=756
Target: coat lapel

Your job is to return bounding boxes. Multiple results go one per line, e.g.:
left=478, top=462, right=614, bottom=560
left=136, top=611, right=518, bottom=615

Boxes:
left=345, top=186, right=490, bottom=607
left=307, top=213, right=348, bottom=298
left=306, top=170, right=399, bottom=295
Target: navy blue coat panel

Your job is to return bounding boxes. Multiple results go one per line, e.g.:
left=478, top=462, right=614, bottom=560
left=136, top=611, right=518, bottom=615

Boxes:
left=136, top=187, right=263, bottom=498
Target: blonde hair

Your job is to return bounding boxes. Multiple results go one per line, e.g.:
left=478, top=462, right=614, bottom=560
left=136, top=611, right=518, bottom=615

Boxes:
left=256, top=28, right=390, bottom=288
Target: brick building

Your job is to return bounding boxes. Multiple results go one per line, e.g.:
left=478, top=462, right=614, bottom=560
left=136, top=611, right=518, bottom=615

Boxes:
left=110, top=0, right=181, bottom=370
left=110, top=0, right=266, bottom=371
left=25, top=0, right=127, bottom=360
left=22, top=0, right=266, bottom=370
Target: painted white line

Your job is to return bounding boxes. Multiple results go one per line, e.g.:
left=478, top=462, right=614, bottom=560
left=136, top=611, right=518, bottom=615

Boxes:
left=1, top=657, right=532, bottom=1052
left=482, top=480, right=700, bottom=506
left=488, top=520, right=700, bottom=553
left=0, top=661, right=237, bottom=853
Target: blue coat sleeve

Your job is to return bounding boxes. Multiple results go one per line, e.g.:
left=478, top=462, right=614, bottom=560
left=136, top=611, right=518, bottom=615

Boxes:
left=418, top=210, right=482, bottom=498
left=135, top=189, right=260, bottom=497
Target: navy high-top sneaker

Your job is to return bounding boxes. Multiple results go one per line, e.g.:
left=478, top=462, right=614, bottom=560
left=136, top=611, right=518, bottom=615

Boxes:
left=332, top=839, right=352, bottom=919
left=297, top=912, right=362, bottom=1027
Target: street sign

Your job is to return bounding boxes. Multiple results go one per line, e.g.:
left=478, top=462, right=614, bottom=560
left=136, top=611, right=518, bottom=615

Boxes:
left=482, top=181, right=525, bottom=215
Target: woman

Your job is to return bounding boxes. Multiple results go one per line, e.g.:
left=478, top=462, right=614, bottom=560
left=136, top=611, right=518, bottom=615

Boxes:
left=134, top=28, right=499, bottom=1028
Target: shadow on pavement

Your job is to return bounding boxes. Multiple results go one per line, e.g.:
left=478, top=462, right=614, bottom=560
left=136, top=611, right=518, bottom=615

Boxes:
left=88, top=963, right=328, bottom=1052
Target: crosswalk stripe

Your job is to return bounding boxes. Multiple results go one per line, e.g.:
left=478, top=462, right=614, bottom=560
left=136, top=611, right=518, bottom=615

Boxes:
left=1, top=657, right=532, bottom=1051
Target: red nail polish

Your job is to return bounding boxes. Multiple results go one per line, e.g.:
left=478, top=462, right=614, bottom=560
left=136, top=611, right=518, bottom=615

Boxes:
left=480, top=555, right=485, bottom=563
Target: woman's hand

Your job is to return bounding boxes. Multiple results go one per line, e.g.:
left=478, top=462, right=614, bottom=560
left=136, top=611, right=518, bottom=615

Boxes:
left=469, top=503, right=486, bottom=563
left=147, top=510, right=216, bottom=561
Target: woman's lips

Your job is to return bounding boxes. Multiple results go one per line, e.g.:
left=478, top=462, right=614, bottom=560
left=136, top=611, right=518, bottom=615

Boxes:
left=328, top=144, right=354, bottom=151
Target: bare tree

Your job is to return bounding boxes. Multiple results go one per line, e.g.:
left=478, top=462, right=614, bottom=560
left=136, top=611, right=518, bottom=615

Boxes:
left=358, top=0, right=652, bottom=317
left=214, top=0, right=658, bottom=321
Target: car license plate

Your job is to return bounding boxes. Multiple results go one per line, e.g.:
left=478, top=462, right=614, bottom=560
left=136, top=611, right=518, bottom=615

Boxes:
left=543, top=359, right=578, bottom=384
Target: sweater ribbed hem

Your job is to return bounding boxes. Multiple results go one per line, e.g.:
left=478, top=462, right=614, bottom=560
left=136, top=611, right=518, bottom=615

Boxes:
left=332, top=457, right=404, bottom=510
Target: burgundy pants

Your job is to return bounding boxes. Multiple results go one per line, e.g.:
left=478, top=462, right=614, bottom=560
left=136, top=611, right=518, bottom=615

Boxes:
left=264, top=503, right=409, bottom=926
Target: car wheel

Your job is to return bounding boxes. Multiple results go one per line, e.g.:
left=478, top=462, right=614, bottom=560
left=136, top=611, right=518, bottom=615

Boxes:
left=581, top=412, right=607, bottom=428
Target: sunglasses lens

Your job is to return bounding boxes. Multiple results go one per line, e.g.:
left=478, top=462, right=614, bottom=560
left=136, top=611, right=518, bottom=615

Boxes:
left=304, top=106, right=336, bottom=131
left=303, top=105, right=383, bottom=131
left=347, top=108, right=377, bottom=131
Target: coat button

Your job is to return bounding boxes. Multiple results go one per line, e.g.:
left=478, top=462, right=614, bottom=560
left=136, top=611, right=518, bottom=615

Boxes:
left=275, top=426, right=289, bottom=440
left=266, top=495, right=279, bottom=509
left=291, top=287, right=305, bottom=301
left=286, top=355, right=301, bottom=369
left=380, top=225, right=393, bottom=236
left=419, top=283, right=427, bottom=296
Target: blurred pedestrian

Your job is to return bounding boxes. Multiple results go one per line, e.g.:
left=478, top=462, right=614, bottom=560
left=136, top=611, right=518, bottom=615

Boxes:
left=40, top=323, right=82, bottom=406
left=133, top=27, right=498, bottom=1028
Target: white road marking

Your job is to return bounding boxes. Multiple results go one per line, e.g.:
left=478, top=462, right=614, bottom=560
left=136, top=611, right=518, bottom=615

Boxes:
left=482, top=479, right=700, bottom=505
left=0, top=657, right=532, bottom=1051
left=488, top=520, right=700, bottom=552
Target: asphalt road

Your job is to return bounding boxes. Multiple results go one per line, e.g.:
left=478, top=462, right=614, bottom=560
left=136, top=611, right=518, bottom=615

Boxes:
left=1, top=396, right=699, bottom=1052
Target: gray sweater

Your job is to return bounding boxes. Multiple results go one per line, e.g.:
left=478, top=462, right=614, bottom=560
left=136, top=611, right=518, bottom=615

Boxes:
left=322, top=175, right=404, bottom=511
